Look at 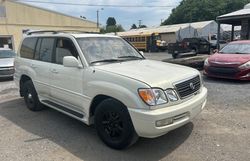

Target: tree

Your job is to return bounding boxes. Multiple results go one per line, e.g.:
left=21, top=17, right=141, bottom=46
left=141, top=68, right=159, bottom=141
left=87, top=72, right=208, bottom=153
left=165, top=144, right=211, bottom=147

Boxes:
left=131, top=24, right=137, bottom=29
left=161, top=0, right=250, bottom=25
left=101, top=17, right=125, bottom=33
left=138, top=25, right=147, bottom=28
left=117, top=25, right=125, bottom=32
left=106, top=17, right=116, bottom=26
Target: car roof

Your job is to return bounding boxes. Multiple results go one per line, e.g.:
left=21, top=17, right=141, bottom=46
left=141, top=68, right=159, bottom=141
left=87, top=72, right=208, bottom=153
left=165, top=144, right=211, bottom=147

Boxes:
left=71, top=33, right=119, bottom=38
left=24, top=33, right=120, bottom=39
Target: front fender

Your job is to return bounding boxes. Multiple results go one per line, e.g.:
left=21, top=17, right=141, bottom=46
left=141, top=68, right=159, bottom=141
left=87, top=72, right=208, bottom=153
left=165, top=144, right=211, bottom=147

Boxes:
left=87, top=81, right=147, bottom=109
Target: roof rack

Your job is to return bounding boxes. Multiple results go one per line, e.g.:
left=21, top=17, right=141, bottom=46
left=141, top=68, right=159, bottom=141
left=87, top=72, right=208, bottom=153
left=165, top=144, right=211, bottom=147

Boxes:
left=26, top=30, right=99, bottom=35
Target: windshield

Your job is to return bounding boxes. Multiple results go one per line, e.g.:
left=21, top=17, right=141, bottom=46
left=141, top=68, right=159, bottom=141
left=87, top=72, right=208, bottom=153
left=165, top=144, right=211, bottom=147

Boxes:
left=0, top=50, right=16, bottom=58
left=77, top=37, right=144, bottom=64
left=220, top=43, right=250, bottom=54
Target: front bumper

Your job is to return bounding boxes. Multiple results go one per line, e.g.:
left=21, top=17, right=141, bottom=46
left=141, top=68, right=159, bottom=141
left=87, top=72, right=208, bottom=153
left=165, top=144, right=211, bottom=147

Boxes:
left=204, top=67, right=250, bottom=80
left=0, top=67, right=14, bottom=78
left=128, top=87, right=207, bottom=138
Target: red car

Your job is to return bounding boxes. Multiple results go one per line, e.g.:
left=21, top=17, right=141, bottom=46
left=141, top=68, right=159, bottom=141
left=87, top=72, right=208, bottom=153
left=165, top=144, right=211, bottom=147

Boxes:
left=204, top=40, right=250, bottom=80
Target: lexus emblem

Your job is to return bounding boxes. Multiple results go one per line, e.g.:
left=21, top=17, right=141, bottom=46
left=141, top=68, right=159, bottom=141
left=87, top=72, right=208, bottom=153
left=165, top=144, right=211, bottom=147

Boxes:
left=190, top=82, right=195, bottom=90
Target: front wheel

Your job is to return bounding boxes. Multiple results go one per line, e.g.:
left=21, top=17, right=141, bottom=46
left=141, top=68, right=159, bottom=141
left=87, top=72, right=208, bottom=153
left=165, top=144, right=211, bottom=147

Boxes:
left=94, top=98, right=138, bottom=149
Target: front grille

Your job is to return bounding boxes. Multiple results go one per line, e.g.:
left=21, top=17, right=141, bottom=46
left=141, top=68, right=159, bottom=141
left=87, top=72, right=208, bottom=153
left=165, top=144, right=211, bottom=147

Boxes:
left=0, top=68, right=14, bottom=75
left=207, top=66, right=239, bottom=77
left=175, top=76, right=201, bottom=99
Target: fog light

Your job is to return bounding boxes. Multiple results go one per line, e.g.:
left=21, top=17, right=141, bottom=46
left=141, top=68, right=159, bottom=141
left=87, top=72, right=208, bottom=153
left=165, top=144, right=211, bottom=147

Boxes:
left=156, top=118, right=173, bottom=127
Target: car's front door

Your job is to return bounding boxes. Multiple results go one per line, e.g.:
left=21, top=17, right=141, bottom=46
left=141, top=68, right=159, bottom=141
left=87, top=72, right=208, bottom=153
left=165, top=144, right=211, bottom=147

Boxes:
left=49, top=37, right=87, bottom=115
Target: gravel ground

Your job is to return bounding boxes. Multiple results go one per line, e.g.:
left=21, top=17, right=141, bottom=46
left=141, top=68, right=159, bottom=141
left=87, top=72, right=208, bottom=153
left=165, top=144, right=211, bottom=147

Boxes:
left=0, top=54, right=249, bottom=161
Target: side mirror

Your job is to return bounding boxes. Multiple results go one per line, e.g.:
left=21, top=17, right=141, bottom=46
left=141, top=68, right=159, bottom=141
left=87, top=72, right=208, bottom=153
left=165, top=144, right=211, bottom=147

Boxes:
left=139, top=51, right=144, bottom=56
left=63, top=56, right=82, bottom=68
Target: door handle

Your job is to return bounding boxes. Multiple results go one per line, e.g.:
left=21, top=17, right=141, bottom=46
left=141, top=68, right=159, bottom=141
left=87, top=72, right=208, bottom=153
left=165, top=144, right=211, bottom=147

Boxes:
left=50, top=69, right=58, bottom=74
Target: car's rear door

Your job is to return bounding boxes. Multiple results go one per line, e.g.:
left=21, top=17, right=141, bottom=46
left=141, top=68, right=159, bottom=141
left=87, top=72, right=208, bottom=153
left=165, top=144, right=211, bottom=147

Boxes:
left=33, top=37, right=55, bottom=99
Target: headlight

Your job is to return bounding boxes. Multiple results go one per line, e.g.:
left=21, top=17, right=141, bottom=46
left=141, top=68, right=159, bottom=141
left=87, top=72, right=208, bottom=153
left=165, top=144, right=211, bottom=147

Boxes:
left=239, top=61, right=250, bottom=70
left=165, top=89, right=178, bottom=102
left=138, top=88, right=168, bottom=106
left=204, top=58, right=209, bottom=66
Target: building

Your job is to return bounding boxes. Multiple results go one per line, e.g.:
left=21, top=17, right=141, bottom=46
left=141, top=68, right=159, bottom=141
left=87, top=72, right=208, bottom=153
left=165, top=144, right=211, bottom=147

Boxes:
left=0, top=0, right=98, bottom=51
left=217, top=3, right=250, bottom=42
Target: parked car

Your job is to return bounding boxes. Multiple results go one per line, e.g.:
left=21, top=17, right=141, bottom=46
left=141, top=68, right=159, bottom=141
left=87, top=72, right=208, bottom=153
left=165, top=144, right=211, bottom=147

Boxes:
left=14, top=31, right=207, bottom=149
left=168, top=37, right=212, bottom=59
left=0, top=48, right=16, bottom=78
left=204, top=40, right=250, bottom=80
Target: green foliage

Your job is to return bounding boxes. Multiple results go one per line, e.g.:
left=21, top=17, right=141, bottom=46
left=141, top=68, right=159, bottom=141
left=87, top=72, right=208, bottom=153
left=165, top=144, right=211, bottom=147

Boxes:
left=162, top=0, right=250, bottom=25
left=106, top=17, right=117, bottom=26
left=138, top=25, right=147, bottom=28
left=131, top=24, right=137, bottom=29
left=101, top=17, right=125, bottom=33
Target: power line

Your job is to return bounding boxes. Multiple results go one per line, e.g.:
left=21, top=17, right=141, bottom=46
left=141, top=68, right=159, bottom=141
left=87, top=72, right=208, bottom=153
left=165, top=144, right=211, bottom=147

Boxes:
left=14, top=0, right=175, bottom=8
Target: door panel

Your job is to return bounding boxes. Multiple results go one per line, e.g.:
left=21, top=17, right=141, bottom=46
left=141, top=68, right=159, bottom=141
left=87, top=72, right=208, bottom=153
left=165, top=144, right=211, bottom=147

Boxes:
left=49, top=37, right=87, bottom=113
left=33, top=38, right=55, bottom=99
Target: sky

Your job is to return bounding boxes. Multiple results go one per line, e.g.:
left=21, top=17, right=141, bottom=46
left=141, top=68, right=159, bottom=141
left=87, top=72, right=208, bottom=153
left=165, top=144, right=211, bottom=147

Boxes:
left=18, top=0, right=182, bottom=30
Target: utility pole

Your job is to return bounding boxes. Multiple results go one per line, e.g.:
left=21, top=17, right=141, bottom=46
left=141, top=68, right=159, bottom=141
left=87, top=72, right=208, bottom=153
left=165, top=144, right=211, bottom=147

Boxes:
left=96, top=8, right=104, bottom=28
left=138, top=20, right=142, bottom=28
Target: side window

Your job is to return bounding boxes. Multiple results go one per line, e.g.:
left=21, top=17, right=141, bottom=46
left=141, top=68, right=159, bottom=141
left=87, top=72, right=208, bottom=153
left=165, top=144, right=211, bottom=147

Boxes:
left=55, top=38, right=78, bottom=64
left=20, top=37, right=37, bottom=59
left=39, top=38, right=55, bottom=62
left=34, top=38, right=42, bottom=60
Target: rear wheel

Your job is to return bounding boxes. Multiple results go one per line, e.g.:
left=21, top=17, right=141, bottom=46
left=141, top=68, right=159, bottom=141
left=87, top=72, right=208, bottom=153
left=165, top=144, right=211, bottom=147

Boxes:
left=191, top=48, right=198, bottom=56
left=94, top=98, right=138, bottom=149
left=23, top=80, right=45, bottom=111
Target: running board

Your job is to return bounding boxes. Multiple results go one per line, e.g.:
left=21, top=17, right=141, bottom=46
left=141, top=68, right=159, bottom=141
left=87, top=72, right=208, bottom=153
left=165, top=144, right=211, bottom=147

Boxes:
left=42, top=100, right=84, bottom=118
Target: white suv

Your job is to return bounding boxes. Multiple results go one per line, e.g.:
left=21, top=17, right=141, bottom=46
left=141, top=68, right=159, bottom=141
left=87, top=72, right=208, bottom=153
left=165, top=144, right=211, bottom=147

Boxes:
left=14, top=31, right=207, bottom=149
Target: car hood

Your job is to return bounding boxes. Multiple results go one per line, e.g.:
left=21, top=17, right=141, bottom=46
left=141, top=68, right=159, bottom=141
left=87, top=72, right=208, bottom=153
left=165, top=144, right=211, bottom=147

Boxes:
left=209, top=53, right=250, bottom=65
left=0, top=58, right=14, bottom=67
left=94, top=59, right=199, bottom=89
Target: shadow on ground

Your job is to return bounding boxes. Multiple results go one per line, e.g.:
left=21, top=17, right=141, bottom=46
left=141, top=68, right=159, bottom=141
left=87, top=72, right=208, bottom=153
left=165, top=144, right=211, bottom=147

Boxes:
left=0, top=98, right=194, bottom=161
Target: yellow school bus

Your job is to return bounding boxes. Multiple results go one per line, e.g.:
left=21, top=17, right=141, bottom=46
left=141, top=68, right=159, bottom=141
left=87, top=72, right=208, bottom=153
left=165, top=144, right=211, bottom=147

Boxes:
left=117, top=31, right=167, bottom=52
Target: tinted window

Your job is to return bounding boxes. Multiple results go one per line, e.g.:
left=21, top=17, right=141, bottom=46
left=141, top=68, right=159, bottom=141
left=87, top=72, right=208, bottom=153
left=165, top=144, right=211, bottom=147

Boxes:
left=55, top=38, right=78, bottom=64
left=220, top=43, right=250, bottom=54
left=39, top=38, right=55, bottom=62
left=20, top=38, right=37, bottom=59
left=34, top=38, right=42, bottom=60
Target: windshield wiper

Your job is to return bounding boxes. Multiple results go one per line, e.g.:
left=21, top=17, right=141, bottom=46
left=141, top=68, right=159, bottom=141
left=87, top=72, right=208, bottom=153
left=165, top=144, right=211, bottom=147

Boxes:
left=90, top=59, right=120, bottom=64
left=118, top=56, right=143, bottom=59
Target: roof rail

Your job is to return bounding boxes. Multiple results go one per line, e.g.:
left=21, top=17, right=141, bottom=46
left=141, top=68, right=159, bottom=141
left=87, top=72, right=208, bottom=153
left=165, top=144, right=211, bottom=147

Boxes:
left=26, top=30, right=59, bottom=35
left=26, top=30, right=99, bottom=35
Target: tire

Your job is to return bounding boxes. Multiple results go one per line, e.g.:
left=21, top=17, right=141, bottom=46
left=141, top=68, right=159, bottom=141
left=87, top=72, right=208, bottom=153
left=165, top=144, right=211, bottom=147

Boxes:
left=172, top=53, right=178, bottom=59
left=23, top=80, right=45, bottom=111
left=191, top=48, right=198, bottom=56
left=94, top=98, right=138, bottom=149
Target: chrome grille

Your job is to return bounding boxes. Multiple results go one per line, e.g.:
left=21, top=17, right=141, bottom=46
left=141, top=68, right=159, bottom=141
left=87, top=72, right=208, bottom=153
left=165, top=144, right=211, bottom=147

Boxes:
left=175, top=76, right=201, bottom=99
left=0, top=68, right=14, bottom=75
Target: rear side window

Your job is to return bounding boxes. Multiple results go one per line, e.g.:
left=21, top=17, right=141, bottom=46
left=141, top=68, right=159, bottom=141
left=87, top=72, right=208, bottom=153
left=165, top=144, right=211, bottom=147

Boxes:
left=20, top=37, right=37, bottom=59
left=39, top=38, right=55, bottom=62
